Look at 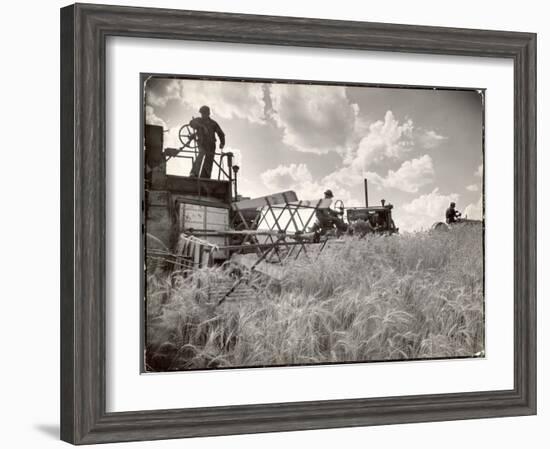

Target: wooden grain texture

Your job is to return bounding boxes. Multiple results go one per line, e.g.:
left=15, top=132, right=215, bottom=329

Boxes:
left=60, top=4, right=75, bottom=444
left=60, top=3, right=537, bottom=445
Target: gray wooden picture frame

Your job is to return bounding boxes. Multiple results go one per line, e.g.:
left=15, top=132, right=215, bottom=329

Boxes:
left=60, top=3, right=537, bottom=445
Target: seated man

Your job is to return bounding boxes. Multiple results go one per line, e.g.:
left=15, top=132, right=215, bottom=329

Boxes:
left=445, top=201, right=462, bottom=224
left=311, top=189, right=347, bottom=239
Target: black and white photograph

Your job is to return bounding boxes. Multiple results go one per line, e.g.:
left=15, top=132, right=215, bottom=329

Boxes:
left=143, top=75, right=485, bottom=372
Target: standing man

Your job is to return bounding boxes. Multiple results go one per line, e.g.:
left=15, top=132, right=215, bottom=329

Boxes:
left=189, top=105, right=225, bottom=178
left=445, top=201, right=462, bottom=224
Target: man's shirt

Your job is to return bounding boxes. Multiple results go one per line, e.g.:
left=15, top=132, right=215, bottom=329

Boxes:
left=190, top=117, right=225, bottom=149
left=446, top=207, right=458, bottom=223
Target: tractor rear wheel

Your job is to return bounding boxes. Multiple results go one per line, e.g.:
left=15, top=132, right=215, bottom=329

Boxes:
left=431, top=222, right=448, bottom=232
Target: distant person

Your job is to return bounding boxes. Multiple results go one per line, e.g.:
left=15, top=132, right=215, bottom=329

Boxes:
left=445, top=202, right=461, bottom=224
left=189, top=105, right=225, bottom=178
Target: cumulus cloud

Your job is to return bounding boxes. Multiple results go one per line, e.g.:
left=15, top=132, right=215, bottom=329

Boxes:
left=269, top=103, right=439, bottom=168
left=365, top=155, right=434, bottom=193
left=145, top=78, right=266, bottom=123
left=237, top=174, right=270, bottom=199
left=145, top=105, right=166, bottom=128
left=145, top=105, right=182, bottom=149
left=466, top=184, right=479, bottom=192
left=312, top=111, right=420, bottom=194
left=269, top=84, right=359, bottom=155
left=145, top=78, right=184, bottom=108
left=348, top=111, right=414, bottom=168
left=277, top=110, right=436, bottom=202
left=418, top=129, right=447, bottom=149
left=398, top=188, right=459, bottom=231
left=310, top=112, right=443, bottom=199
left=260, top=163, right=352, bottom=203
left=321, top=165, right=363, bottom=193
left=464, top=195, right=483, bottom=220
left=261, top=163, right=312, bottom=191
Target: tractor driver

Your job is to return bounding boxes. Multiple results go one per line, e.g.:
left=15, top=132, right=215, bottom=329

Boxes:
left=445, top=202, right=462, bottom=224
left=311, top=189, right=347, bottom=238
left=189, top=105, right=226, bottom=179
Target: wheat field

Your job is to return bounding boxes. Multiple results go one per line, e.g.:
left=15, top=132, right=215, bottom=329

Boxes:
left=145, top=224, right=484, bottom=371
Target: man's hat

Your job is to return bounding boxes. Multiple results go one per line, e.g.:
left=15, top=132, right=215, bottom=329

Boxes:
left=199, top=105, right=210, bottom=114
left=324, top=189, right=334, bottom=198
left=450, top=202, right=456, bottom=207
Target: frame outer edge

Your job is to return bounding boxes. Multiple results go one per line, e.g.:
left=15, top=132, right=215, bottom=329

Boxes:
left=513, top=32, right=537, bottom=415
left=80, top=2, right=108, bottom=444
left=60, top=4, right=76, bottom=444
left=60, top=3, right=538, bottom=444
left=522, top=32, right=537, bottom=413
left=529, top=33, right=537, bottom=414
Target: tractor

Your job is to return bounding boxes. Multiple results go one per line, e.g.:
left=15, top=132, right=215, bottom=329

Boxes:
left=306, top=179, right=399, bottom=240
left=346, top=201, right=399, bottom=237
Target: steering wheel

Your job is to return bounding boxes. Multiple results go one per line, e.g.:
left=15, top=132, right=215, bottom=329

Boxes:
left=333, top=199, right=345, bottom=214
left=178, top=124, right=198, bottom=149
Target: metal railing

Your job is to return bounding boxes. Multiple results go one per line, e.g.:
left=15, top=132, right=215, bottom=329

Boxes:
left=164, top=146, right=238, bottom=199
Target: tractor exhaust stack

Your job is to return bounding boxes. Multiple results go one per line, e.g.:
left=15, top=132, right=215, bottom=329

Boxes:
left=364, top=178, right=369, bottom=208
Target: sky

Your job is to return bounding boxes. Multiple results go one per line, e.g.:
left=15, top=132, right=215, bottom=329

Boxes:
left=144, top=76, right=484, bottom=232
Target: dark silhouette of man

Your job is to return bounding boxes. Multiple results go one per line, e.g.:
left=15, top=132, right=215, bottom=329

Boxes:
left=189, top=105, right=225, bottom=178
left=445, top=202, right=461, bottom=224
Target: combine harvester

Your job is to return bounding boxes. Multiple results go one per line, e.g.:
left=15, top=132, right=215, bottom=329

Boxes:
left=144, top=123, right=398, bottom=305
